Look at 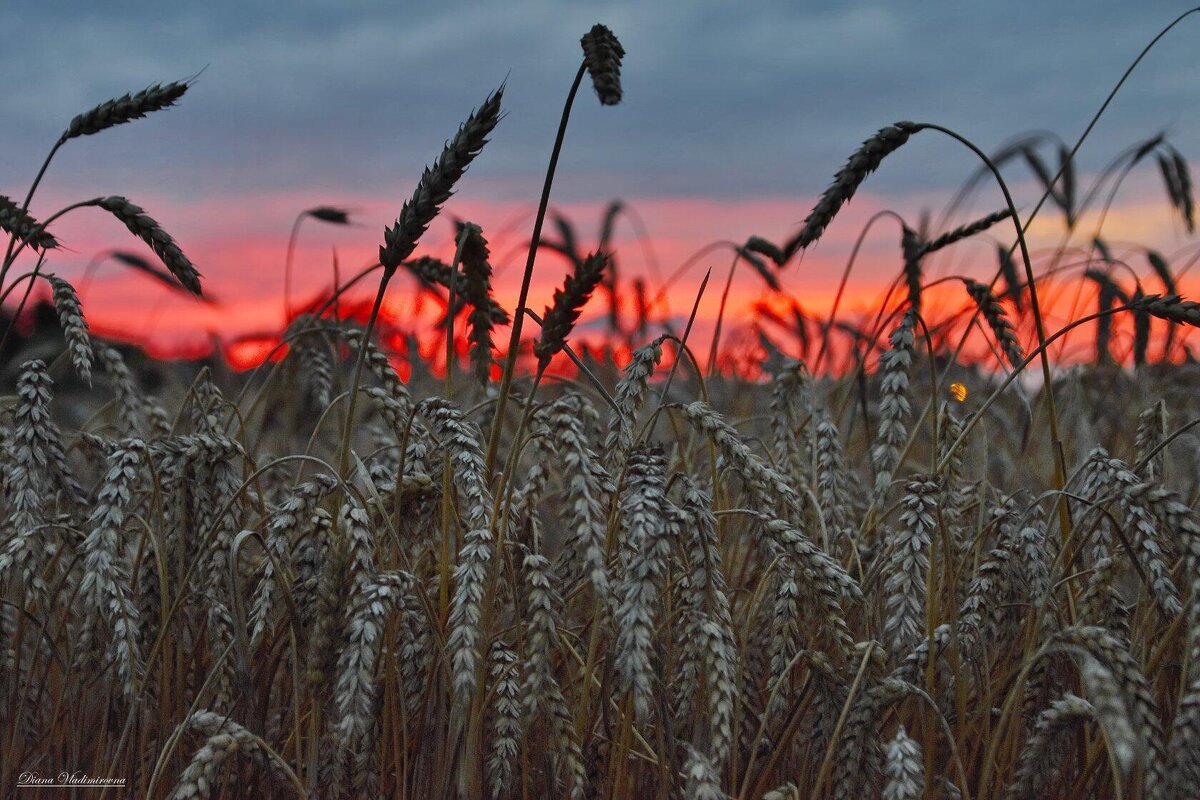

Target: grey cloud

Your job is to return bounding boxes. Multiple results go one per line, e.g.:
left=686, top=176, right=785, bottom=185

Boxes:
left=3, top=1, right=1199, bottom=210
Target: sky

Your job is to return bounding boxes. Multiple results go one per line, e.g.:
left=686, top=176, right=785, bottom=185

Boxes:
left=4, top=1, right=1200, bottom=362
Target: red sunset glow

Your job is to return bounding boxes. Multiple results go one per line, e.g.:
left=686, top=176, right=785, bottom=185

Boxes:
left=11, top=187, right=1199, bottom=377
left=12, top=9, right=1200, bottom=797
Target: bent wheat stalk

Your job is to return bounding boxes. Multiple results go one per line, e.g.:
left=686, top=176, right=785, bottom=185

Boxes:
left=338, top=86, right=503, bottom=478
left=485, top=24, right=624, bottom=475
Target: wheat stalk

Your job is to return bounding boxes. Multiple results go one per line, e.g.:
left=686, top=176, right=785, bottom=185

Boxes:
left=872, top=310, right=915, bottom=500
left=534, top=252, right=608, bottom=368
left=456, top=222, right=500, bottom=384
left=334, top=571, right=414, bottom=747
left=379, top=88, right=504, bottom=273
left=448, top=526, right=493, bottom=706
left=604, top=335, right=668, bottom=464
left=812, top=409, right=851, bottom=547
left=486, top=640, right=522, bottom=799
left=0, top=195, right=58, bottom=250
left=403, top=255, right=509, bottom=324
left=683, top=745, right=725, bottom=800
left=0, top=361, right=78, bottom=601
left=580, top=24, right=625, bottom=106
left=883, top=478, right=938, bottom=658
left=614, top=444, right=670, bottom=720
left=170, top=710, right=303, bottom=799
left=901, top=226, right=924, bottom=314
left=546, top=395, right=612, bottom=601
left=63, top=79, right=190, bottom=142
left=882, top=724, right=924, bottom=800
left=919, top=208, right=1012, bottom=256
left=93, top=196, right=202, bottom=296
left=1005, top=694, right=1097, bottom=799
left=522, top=552, right=564, bottom=720
left=1048, top=626, right=1165, bottom=797
left=964, top=278, right=1025, bottom=369
left=79, top=443, right=145, bottom=697
left=46, top=274, right=93, bottom=385
left=786, top=121, right=924, bottom=255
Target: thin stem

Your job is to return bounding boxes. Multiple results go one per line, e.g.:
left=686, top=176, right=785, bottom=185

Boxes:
left=0, top=138, right=63, bottom=291
left=918, top=122, right=1072, bottom=539
left=0, top=254, right=48, bottom=356
left=4, top=198, right=105, bottom=274
left=813, top=210, right=907, bottom=374
left=282, top=212, right=306, bottom=323
left=925, top=6, right=1200, bottom=433
left=706, top=251, right=742, bottom=375
left=937, top=303, right=1135, bottom=475
left=337, top=271, right=393, bottom=478
left=485, top=61, right=587, bottom=476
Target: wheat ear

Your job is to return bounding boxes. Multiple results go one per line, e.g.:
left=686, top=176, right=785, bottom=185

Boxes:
left=46, top=274, right=93, bottom=385
left=786, top=122, right=924, bottom=255
left=0, top=195, right=58, bottom=250
left=93, top=196, right=202, bottom=295
left=379, top=88, right=504, bottom=273
left=64, top=79, right=190, bottom=141
left=580, top=24, right=625, bottom=105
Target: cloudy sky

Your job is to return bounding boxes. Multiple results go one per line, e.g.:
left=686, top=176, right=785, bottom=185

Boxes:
left=4, top=1, right=1199, bottom=355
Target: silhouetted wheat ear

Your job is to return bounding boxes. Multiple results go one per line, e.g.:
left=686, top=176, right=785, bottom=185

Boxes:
left=738, top=246, right=782, bottom=291
left=405, top=255, right=508, bottom=325
left=456, top=221, right=498, bottom=384
left=1058, top=143, right=1077, bottom=225
left=996, top=245, right=1024, bottom=311
left=743, top=235, right=788, bottom=266
left=1131, top=293, right=1200, bottom=327
left=1133, top=289, right=1151, bottom=366
left=379, top=87, right=504, bottom=273
left=919, top=208, right=1011, bottom=256
left=965, top=279, right=1024, bottom=369
left=110, top=250, right=198, bottom=298
left=786, top=121, right=923, bottom=255
left=1171, top=147, right=1195, bottom=232
left=901, top=226, right=923, bottom=313
left=580, top=24, right=625, bottom=105
left=94, top=196, right=202, bottom=296
left=1146, top=250, right=1178, bottom=295
left=62, top=80, right=189, bottom=142
left=1023, top=144, right=1071, bottom=224
left=306, top=206, right=352, bottom=224
left=534, top=251, right=608, bottom=367
left=1086, top=269, right=1130, bottom=363
left=0, top=195, right=58, bottom=250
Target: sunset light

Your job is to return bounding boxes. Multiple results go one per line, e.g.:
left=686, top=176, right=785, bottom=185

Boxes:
left=6, top=5, right=1200, bottom=799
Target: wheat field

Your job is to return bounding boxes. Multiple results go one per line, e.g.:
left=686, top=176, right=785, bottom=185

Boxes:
left=5, top=16, right=1200, bottom=800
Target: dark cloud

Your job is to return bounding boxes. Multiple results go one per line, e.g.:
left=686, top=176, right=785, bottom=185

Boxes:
left=4, top=1, right=1199, bottom=208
